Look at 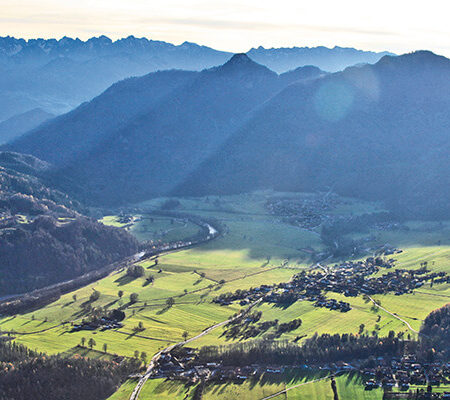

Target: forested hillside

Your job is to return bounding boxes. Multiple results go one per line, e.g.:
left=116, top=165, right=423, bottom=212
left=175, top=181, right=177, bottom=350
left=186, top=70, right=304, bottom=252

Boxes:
left=8, top=55, right=324, bottom=204
left=0, top=152, right=140, bottom=295
left=0, top=108, right=54, bottom=144
left=5, top=51, right=450, bottom=219
left=0, top=340, right=139, bottom=400
left=178, top=51, right=450, bottom=219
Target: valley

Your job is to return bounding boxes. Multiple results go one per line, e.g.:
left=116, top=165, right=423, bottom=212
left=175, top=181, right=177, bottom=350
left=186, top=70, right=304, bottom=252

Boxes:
left=0, top=37, right=448, bottom=400
left=1, top=192, right=448, bottom=399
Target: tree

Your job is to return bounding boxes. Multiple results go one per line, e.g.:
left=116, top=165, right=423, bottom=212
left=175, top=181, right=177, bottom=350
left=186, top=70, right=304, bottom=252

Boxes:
left=138, top=321, right=144, bottom=331
left=331, top=378, right=338, bottom=400
left=118, top=290, right=124, bottom=298
left=140, top=352, right=147, bottom=364
left=88, top=338, right=96, bottom=349
left=130, top=293, right=139, bottom=303
left=103, top=343, right=108, bottom=353
left=358, top=324, right=365, bottom=334
left=90, top=290, right=100, bottom=302
left=182, top=331, right=189, bottom=341
left=166, top=297, right=175, bottom=308
left=72, top=294, right=77, bottom=302
left=126, top=265, right=145, bottom=278
left=134, top=350, right=139, bottom=359
left=81, top=337, right=86, bottom=347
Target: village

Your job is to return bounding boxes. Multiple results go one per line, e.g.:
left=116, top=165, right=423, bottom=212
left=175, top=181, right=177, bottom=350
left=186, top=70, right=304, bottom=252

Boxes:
left=265, top=194, right=342, bottom=229
left=147, top=348, right=450, bottom=398
left=213, top=256, right=449, bottom=312
left=362, top=354, right=450, bottom=399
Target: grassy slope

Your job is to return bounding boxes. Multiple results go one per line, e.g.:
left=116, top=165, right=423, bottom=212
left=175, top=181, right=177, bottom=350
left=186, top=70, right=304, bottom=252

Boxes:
left=111, top=371, right=385, bottom=400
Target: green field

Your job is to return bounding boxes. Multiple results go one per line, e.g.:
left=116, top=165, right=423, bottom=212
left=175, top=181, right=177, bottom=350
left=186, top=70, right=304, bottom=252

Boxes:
left=1, top=192, right=448, bottom=400
left=100, top=214, right=202, bottom=242
left=108, top=371, right=385, bottom=400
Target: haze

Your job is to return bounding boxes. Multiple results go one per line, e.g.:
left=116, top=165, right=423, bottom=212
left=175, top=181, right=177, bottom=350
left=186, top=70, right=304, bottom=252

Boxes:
left=1, top=0, right=450, bottom=56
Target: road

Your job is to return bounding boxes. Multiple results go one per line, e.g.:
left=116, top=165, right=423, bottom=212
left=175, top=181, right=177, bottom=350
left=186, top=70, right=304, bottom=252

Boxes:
left=259, top=374, right=332, bottom=400
left=368, top=296, right=419, bottom=334
left=129, top=298, right=263, bottom=400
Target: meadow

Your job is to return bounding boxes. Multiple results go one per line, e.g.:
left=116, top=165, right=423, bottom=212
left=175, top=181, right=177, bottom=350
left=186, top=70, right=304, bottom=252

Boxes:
left=105, top=370, right=386, bottom=400
left=0, top=192, right=448, bottom=400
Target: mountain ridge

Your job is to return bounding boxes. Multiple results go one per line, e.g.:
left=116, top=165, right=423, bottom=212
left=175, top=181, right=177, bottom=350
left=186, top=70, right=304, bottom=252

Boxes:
left=174, top=51, right=450, bottom=219
left=7, top=50, right=448, bottom=218
left=0, top=108, right=54, bottom=145
left=0, top=35, right=393, bottom=121
left=6, top=56, right=326, bottom=204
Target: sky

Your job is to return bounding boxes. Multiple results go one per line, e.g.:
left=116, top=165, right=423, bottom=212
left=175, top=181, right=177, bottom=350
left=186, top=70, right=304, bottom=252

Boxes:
left=1, top=0, right=450, bottom=56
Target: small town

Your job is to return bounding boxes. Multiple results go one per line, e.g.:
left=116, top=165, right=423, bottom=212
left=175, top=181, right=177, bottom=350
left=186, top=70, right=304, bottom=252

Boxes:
left=214, top=256, right=449, bottom=311
left=147, top=347, right=450, bottom=399
left=265, top=194, right=341, bottom=229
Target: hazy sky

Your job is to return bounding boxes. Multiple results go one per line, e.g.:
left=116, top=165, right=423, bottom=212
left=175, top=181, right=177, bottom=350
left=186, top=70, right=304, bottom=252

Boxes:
left=1, top=0, right=450, bottom=56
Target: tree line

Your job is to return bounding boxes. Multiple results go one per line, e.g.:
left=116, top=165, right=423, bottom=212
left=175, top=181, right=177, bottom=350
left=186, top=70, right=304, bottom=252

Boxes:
left=0, top=339, right=140, bottom=400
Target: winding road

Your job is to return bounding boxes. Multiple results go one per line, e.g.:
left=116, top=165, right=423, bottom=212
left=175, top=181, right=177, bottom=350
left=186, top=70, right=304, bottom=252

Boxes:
left=368, top=296, right=419, bottom=334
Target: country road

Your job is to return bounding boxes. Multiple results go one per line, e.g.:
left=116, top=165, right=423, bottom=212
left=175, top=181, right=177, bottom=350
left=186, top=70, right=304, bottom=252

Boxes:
left=258, top=374, right=332, bottom=400
left=129, top=298, right=263, bottom=400
left=368, top=296, right=420, bottom=334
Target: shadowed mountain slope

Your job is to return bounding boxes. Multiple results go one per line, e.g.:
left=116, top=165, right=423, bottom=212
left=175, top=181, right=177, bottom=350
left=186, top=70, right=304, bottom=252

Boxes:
left=176, top=51, right=450, bottom=219
left=9, top=69, right=198, bottom=165
left=0, top=108, right=54, bottom=145
left=0, top=35, right=390, bottom=121
left=8, top=55, right=324, bottom=205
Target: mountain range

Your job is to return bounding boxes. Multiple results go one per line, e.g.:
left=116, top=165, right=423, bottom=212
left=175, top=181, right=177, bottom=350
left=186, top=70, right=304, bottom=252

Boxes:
left=7, top=55, right=326, bottom=204
left=5, top=51, right=449, bottom=219
left=178, top=51, right=450, bottom=219
left=0, top=35, right=391, bottom=122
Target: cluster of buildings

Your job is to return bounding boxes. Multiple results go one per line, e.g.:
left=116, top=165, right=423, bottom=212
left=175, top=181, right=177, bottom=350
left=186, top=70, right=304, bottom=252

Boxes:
left=361, top=355, right=450, bottom=395
left=151, top=349, right=286, bottom=383
left=265, top=195, right=340, bottom=229
left=150, top=349, right=450, bottom=398
left=283, top=258, right=447, bottom=300
left=71, top=316, right=123, bottom=332
left=214, top=257, right=448, bottom=318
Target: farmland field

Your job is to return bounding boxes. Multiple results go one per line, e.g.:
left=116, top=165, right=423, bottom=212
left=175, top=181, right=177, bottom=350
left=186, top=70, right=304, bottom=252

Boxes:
left=0, top=192, right=448, bottom=400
